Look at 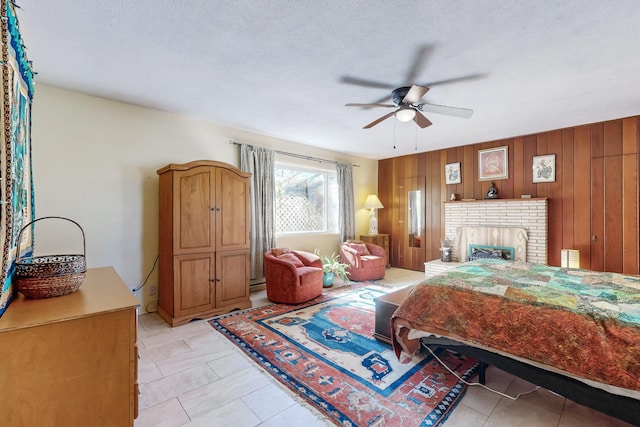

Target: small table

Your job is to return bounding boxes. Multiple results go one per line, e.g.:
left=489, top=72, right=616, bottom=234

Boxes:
left=359, top=233, right=390, bottom=267
left=373, top=285, right=415, bottom=344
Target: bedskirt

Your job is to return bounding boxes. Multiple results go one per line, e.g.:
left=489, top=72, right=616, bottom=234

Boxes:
left=392, top=259, right=640, bottom=392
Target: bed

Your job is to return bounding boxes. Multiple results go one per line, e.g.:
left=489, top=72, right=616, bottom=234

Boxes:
left=391, top=259, right=640, bottom=425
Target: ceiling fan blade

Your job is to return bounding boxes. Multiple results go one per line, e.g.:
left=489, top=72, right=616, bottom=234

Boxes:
left=421, top=73, right=486, bottom=88
left=418, top=103, right=474, bottom=118
left=413, top=111, right=433, bottom=128
left=403, top=85, right=430, bottom=104
left=363, top=111, right=396, bottom=129
left=405, top=44, right=434, bottom=84
left=370, top=94, right=394, bottom=104
left=345, top=103, right=395, bottom=108
left=340, top=76, right=395, bottom=90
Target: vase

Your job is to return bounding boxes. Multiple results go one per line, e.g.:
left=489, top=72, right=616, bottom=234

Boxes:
left=323, top=272, right=334, bottom=287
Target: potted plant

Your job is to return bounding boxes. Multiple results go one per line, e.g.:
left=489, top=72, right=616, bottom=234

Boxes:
left=314, top=250, right=350, bottom=287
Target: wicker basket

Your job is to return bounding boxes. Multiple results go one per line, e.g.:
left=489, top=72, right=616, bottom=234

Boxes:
left=15, top=216, right=87, bottom=299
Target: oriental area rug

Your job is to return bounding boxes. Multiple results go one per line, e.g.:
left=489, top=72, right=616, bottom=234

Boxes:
left=210, top=284, right=479, bottom=426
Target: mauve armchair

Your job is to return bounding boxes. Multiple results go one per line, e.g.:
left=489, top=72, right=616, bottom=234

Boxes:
left=339, top=241, right=386, bottom=282
left=264, top=248, right=324, bottom=304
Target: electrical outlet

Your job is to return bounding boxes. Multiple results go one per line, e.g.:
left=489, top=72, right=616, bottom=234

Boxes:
left=148, top=285, right=156, bottom=296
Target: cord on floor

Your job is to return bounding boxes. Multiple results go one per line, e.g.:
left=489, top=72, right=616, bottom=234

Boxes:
left=425, top=345, right=540, bottom=401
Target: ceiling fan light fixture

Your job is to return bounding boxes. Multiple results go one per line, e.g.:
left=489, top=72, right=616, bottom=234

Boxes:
left=395, top=106, right=416, bottom=122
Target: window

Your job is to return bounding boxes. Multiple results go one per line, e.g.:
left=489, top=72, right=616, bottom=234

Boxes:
left=275, top=164, right=338, bottom=234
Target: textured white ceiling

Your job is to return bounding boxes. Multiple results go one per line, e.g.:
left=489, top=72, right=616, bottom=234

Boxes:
left=15, top=0, right=640, bottom=159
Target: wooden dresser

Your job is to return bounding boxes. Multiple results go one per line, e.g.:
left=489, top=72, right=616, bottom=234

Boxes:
left=0, top=267, right=139, bottom=426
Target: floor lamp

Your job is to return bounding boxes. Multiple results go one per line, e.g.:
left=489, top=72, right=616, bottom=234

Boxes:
left=364, top=195, right=384, bottom=235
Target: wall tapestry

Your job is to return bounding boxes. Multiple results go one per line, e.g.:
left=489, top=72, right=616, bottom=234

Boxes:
left=0, top=0, right=35, bottom=317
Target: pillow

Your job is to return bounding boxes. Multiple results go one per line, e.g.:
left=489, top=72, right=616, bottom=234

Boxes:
left=270, top=247, right=291, bottom=257
left=348, top=242, right=370, bottom=255
left=277, top=252, right=304, bottom=268
left=293, top=250, right=320, bottom=266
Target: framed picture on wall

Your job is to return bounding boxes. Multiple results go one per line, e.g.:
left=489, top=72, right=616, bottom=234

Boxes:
left=445, top=162, right=461, bottom=184
left=478, top=146, right=508, bottom=181
left=532, top=154, right=556, bottom=183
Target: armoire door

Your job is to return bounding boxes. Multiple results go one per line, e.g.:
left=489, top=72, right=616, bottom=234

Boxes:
left=216, top=249, right=251, bottom=307
left=173, top=166, right=216, bottom=255
left=173, top=253, right=215, bottom=317
left=215, top=167, right=250, bottom=251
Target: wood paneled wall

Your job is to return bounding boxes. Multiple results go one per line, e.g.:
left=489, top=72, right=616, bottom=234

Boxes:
left=378, top=115, right=640, bottom=274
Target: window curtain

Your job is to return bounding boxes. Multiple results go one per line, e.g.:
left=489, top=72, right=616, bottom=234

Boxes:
left=240, top=144, right=275, bottom=281
left=336, top=163, right=355, bottom=242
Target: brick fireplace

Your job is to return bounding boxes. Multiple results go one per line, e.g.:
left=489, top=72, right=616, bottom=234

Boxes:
left=444, top=198, right=549, bottom=264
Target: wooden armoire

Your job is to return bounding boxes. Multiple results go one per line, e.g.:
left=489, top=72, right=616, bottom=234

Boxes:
left=157, top=160, right=252, bottom=326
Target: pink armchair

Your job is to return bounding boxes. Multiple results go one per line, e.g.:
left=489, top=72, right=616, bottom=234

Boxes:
left=339, top=241, right=386, bottom=281
left=264, top=248, right=324, bottom=304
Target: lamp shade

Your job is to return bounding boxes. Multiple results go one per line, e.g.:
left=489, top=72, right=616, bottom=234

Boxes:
left=561, top=249, right=580, bottom=268
left=395, top=106, right=416, bottom=123
left=364, top=194, right=383, bottom=209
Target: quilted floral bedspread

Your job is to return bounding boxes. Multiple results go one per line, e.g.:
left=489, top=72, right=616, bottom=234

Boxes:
left=392, top=259, right=640, bottom=390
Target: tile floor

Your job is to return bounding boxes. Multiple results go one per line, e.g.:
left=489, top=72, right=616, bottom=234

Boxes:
left=135, top=268, right=633, bottom=427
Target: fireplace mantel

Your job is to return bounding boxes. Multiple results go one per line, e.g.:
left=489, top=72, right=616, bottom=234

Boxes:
left=445, top=197, right=549, bottom=204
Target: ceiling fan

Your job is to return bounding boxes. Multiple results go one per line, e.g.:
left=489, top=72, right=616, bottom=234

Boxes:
left=345, top=84, right=474, bottom=129
left=341, top=44, right=480, bottom=129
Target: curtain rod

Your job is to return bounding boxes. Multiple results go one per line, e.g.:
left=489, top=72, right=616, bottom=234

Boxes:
left=229, top=140, right=360, bottom=167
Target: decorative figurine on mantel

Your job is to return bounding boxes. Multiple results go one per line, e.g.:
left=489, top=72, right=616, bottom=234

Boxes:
left=486, top=181, right=499, bottom=199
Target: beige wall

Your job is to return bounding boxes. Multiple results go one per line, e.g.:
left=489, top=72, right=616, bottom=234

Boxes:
left=31, top=84, right=378, bottom=312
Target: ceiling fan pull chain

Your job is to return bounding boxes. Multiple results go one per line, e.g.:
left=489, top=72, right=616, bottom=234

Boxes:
left=393, top=119, right=397, bottom=149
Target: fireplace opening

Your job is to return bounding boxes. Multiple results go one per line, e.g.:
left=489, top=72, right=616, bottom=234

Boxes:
left=467, top=244, right=515, bottom=261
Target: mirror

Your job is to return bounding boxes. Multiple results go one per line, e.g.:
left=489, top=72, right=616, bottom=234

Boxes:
left=408, top=190, right=422, bottom=248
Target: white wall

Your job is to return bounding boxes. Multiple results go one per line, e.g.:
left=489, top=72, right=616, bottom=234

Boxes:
left=31, top=85, right=378, bottom=311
